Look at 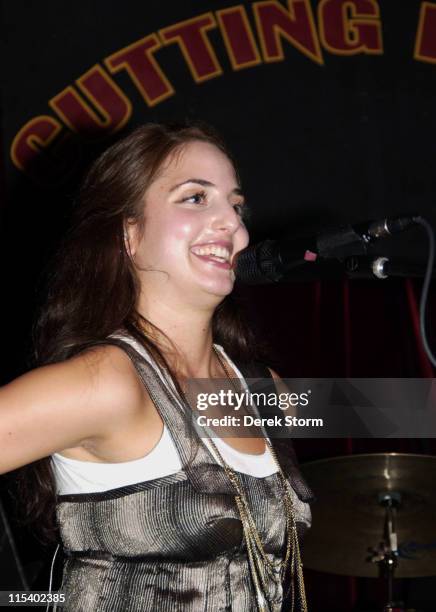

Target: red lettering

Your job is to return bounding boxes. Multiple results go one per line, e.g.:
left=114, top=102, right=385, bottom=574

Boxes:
left=414, top=2, right=436, bottom=63
left=319, top=0, right=383, bottom=55
left=216, top=6, right=261, bottom=70
left=49, top=65, right=132, bottom=137
left=11, top=116, right=62, bottom=171
left=105, top=35, right=174, bottom=106
left=253, top=0, right=323, bottom=64
left=10, top=115, right=78, bottom=183
left=159, top=13, right=222, bottom=82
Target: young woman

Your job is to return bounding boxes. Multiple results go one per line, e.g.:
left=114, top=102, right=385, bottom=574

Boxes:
left=1, top=122, right=313, bottom=611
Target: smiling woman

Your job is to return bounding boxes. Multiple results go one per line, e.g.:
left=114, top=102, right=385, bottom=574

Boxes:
left=125, top=139, right=249, bottom=312
left=1, top=121, right=314, bottom=611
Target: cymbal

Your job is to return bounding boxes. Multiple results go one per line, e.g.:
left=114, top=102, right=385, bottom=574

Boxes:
left=299, top=453, right=436, bottom=577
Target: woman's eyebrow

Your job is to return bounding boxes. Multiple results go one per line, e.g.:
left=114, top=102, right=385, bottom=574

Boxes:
left=169, top=178, right=243, bottom=197
left=169, top=178, right=213, bottom=192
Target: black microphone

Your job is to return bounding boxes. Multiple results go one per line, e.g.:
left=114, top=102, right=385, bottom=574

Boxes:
left=235, top=215, right=417, bottom=284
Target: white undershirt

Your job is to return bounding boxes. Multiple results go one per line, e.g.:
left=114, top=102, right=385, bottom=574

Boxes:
left=51, top=336, right=278, bottom=495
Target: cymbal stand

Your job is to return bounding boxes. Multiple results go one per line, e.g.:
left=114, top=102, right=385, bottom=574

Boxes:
left=368, top=491, right=403, bottom=612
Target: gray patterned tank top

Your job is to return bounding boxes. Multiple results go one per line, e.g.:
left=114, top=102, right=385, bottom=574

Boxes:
left=56, top=336, right=314, bottom=611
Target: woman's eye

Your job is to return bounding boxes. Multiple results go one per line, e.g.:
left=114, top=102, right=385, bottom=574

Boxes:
left=182, top=191, right=207, bottom=204
left=234, top=203, right=251, bottom=220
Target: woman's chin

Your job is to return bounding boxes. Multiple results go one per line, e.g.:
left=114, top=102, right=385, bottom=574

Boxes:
left=188, top=266, right=235, bottom=297
left=194, top=278, right=235, bottom=304
left=206, top=273, right=236, bottom=295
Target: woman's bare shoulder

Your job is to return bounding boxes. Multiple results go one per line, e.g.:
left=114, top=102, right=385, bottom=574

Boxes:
left=71, top=343, right=146, bottom=405
left=0, top=344, right=146, bottom=473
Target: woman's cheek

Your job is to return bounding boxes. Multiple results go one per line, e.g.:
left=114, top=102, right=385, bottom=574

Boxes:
left=166, top=210, right=199, bottom=240
left=238, top=224, right=250, bottom=250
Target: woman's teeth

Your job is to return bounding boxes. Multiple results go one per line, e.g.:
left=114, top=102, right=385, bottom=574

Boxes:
left=191, top=245, right=231, bottom=262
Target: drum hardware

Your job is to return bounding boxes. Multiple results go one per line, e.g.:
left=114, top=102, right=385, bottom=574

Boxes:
left=299, top=453, right=436, bottom=611
left=367, top=492, right=403, bottom=612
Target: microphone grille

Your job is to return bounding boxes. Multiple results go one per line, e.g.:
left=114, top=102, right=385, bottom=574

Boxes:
left=236, top=240, right=281, bottom=284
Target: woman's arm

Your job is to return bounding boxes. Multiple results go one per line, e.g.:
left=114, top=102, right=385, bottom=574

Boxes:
left=0, top=345, right=145, bottom=474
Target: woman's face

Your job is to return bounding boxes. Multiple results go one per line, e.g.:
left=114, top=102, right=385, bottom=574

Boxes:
left=129, top=140, right=249, bottom=306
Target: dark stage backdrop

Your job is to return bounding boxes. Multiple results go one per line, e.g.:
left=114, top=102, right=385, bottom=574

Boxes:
left=2, top=1, right=436, bottom=610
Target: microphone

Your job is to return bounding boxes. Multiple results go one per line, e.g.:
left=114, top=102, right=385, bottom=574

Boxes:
left=235, top=215, right=417, bottom=284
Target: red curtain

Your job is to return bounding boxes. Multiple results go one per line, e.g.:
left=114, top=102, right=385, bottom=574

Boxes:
left=238, top=277, right=436, bottom=611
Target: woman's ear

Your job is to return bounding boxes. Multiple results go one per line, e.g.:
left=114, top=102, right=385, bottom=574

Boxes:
left=123, top=219, right=139, bottom=257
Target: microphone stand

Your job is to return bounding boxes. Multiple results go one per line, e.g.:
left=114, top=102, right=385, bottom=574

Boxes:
left=344, top=256, right=433, bottom=279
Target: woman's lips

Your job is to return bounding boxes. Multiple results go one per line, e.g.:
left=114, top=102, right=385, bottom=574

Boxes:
left=191, top=252, right=232, bottom=270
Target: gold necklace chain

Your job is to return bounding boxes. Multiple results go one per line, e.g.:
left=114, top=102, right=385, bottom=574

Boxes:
left=203, top=345, right=308, bottom=612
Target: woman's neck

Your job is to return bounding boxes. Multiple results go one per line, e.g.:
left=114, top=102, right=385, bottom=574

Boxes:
left=137, top=294, right=222, bottom=379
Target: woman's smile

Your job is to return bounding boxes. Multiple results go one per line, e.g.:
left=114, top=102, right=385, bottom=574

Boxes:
left=128, top=140, right=249, bottom=302
left=190, top=240, right=233, bottom=269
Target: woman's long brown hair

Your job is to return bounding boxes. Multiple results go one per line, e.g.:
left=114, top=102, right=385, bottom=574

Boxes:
left=14, top=121, right=265, bottom=544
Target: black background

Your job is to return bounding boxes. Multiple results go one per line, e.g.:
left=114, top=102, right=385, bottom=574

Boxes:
left=2, top=2, right=436, bottom=610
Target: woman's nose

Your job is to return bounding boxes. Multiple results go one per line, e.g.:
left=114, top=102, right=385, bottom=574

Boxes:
left=210, top=201, right=241, bottom=233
